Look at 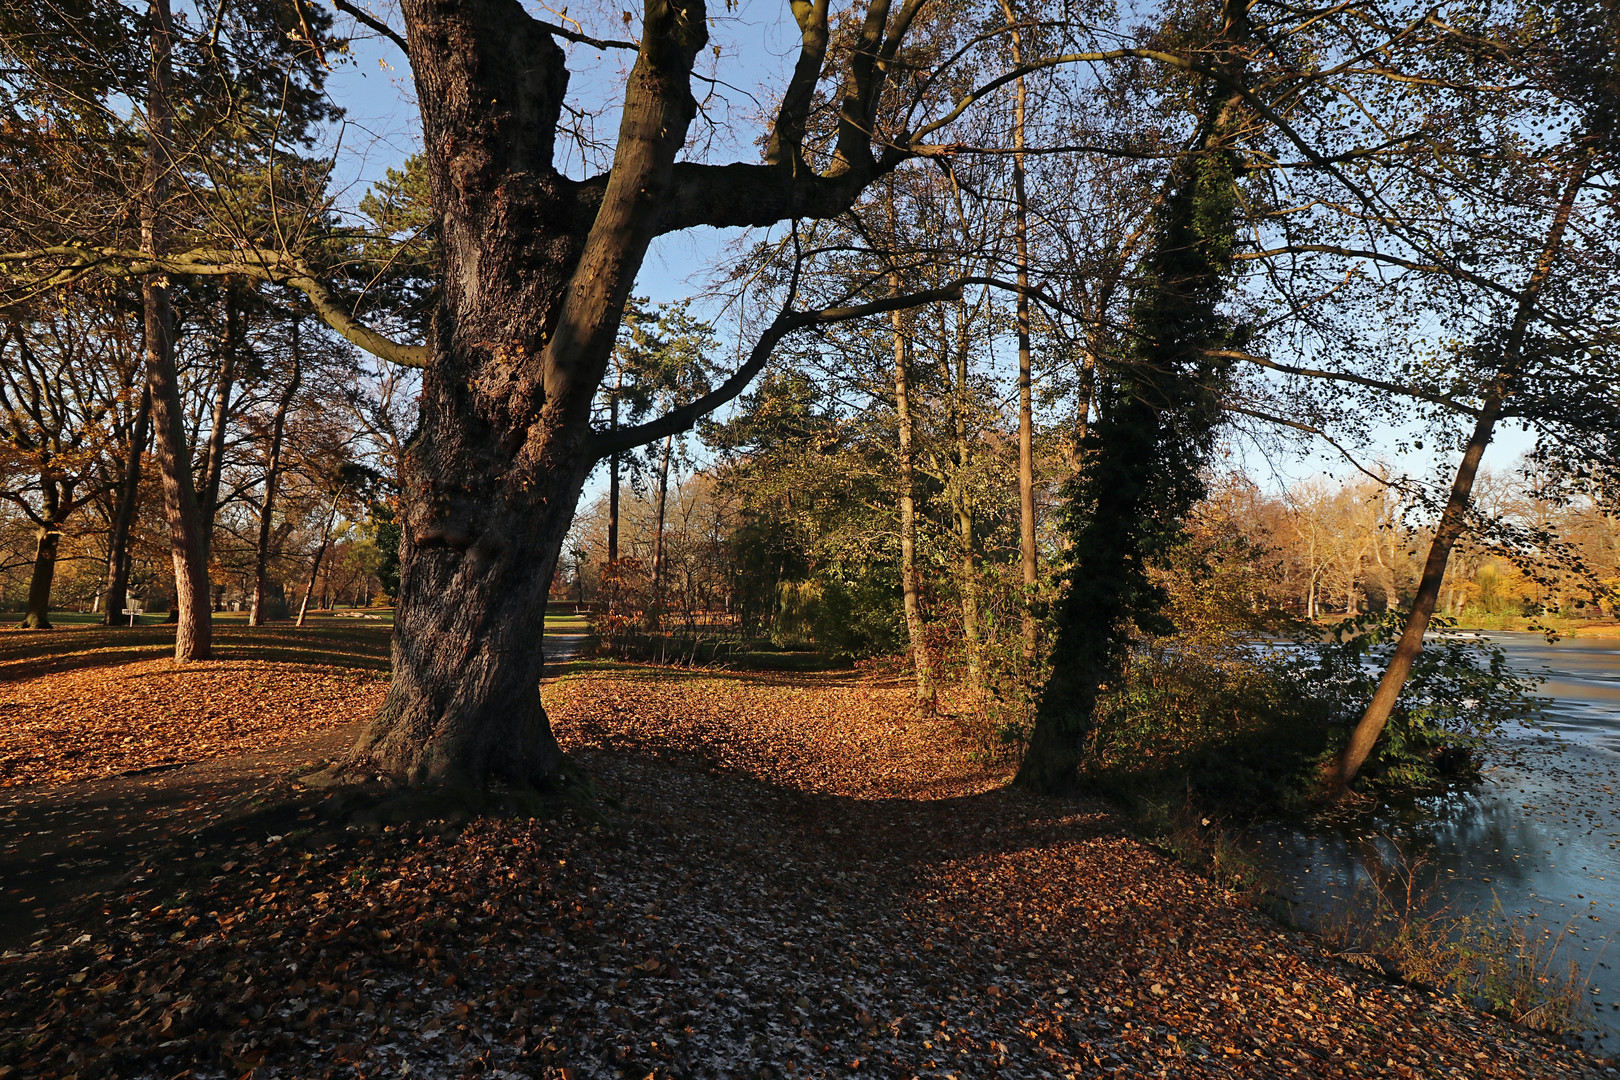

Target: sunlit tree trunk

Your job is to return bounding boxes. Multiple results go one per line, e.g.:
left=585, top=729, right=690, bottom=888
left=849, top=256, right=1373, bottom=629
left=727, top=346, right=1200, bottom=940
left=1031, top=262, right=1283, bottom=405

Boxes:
left=19, top=483, right=64, bottom=629
left=1331, top=148, right=1591, bottom=792
left=999, top=0, right=1039, bottom=673
left=141, top=0, right=211, bottom=661
left=890, top=274, right=936, bottom=708
left=649, top=432, right=673, bottom=630
left=296, top=489, right=341, bottom=628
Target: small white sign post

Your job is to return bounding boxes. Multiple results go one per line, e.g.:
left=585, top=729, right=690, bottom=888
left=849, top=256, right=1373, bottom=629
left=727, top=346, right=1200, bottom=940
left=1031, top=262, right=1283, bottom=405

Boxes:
left=121, top=607, right=141, bottom=627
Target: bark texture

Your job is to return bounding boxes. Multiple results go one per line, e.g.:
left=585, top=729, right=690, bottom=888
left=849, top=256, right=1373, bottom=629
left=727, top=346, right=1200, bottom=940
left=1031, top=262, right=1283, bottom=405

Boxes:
left=141, top=0, right=211, bottom=662
left=345, top=0, right=705, bottom=787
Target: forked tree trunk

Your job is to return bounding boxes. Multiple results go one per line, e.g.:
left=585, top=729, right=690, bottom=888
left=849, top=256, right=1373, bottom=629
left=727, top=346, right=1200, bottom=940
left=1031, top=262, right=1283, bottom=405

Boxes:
left=103, top=386, right=152, bottom=627
left=890, top=277, right=936, bottom=708
left=296, top=490, right=341, bottom=627
left=250, top=318, right=302, bottom=626
left=345, top=0, right=706, bottom=787
left=1330, top=147, right=1591, bottom=792
left=141, top=0, right=211, bottom=661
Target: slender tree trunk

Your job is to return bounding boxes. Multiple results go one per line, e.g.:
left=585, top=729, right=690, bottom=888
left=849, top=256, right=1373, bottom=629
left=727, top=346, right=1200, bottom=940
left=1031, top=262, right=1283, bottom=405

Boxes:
left=1331, top=148, right=1590, bottom=792
left=648, top=433, right=673, bottom=631
left=198, top=282, right=241, bottom=565
left=250, top=317, right=302, bottom=626
left=891, top=280, right=936, bottom=707
left=1000, top=0, right=1039, bottom=673
left=141, top=0, right=211, bottom=661
left=19, top=484, right=64, bottom=629
left=103, top=386, right=152, bottom=626
left=296, top=490, right=341, bottom=627
left=608, top=373, right=621, bottom=563
left=949, top=306, right=983, bottom=698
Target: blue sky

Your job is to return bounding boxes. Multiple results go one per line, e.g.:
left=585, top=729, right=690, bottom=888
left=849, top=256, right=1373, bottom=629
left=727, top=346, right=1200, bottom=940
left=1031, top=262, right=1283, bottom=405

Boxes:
left=310, top=3, right=1537, bottom=504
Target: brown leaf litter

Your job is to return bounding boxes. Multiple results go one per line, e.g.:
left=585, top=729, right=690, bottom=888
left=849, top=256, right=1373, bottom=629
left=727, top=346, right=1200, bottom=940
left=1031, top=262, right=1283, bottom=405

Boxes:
left=0, top=661, right=1610, bottom=1079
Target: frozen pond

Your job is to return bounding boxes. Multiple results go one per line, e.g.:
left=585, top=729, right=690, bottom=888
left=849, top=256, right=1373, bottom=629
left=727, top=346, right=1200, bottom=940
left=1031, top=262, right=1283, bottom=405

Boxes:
left=1257, top=632, right=1620, bottom=1050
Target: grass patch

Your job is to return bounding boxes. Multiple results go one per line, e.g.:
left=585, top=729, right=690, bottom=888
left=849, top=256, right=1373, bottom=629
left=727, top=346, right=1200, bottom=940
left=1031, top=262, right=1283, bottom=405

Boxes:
left=0, top=623, right=392, bottom=682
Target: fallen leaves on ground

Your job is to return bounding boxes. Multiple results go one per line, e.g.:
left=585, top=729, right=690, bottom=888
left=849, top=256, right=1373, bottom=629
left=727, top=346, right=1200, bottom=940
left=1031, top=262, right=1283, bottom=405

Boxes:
left=0, top=659, right=387, bottom=786
left=0, top=663, right=1609, bottom=1079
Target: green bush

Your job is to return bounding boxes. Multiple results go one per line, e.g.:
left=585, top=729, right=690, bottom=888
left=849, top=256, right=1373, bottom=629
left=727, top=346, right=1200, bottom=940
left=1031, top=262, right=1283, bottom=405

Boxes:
left=1280, top=613, right=1546, bottom=790
left=1080, top=612, right=1545, bottom=812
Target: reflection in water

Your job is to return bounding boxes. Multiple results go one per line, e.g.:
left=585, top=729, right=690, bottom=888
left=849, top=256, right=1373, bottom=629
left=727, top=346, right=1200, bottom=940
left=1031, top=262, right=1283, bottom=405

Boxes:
left=1257, top=633, right=1620, bottom=1050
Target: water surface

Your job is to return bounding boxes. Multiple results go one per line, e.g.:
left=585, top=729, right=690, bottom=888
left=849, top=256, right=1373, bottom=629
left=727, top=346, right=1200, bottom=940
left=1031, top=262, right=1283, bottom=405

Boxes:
left=1259, top=632, right=1620, bottom=1050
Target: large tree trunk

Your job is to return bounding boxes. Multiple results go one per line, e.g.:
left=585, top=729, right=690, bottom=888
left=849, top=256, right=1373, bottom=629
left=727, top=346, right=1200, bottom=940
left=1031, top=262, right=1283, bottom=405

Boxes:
left=141, top=0, right=211, bottom=661
left=250, top=316, right=302, bottom=626
left=890, top=278, right=936, bottom=708
left=1330, top=151, right=1590, bottom=792
left=103, top=386, right=152, bottom=627
left=344, top=0, right=705, bottom=787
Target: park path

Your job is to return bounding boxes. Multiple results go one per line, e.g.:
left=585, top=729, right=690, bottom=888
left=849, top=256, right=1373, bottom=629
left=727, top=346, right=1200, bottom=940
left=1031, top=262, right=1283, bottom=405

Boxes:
left=0, top=626, right=588, bottom=949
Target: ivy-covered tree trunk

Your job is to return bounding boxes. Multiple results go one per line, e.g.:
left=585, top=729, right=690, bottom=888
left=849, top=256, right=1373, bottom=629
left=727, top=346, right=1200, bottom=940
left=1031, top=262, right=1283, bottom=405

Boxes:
left=1015, top=84, right=1246, bottom=794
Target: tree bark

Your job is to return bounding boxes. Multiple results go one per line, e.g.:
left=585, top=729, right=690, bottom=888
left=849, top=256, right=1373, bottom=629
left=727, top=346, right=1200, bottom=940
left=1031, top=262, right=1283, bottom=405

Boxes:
left=1000, top=0, right=1039, bottom=673
left=648, top=432, right=673, bottom=631
left=198, top=280, right=242, bottom=564
left=891, top=276, right=936, bottom=708
left=19, top=485, right=63, bottom=629
left=250, top=315, right=302, bottom=626
left=344, top=0, right=706, bottom=787
left=141, top=0, right=211, bottom=661
left=102, top=385, right=152, bottom=626
left=1330, top=148, right=1591, bottom=791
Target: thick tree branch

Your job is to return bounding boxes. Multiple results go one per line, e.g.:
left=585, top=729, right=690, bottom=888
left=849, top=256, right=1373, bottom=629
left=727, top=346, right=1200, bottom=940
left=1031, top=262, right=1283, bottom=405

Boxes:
left=766, top=0, right=831, bottom=166
left=0, top=244, right=430, bottom=367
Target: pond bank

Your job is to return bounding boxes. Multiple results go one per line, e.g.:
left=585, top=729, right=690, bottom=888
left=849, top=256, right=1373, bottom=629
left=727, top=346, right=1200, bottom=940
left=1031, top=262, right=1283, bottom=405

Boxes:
left=1254, top=632, right=1620, bottom=1053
